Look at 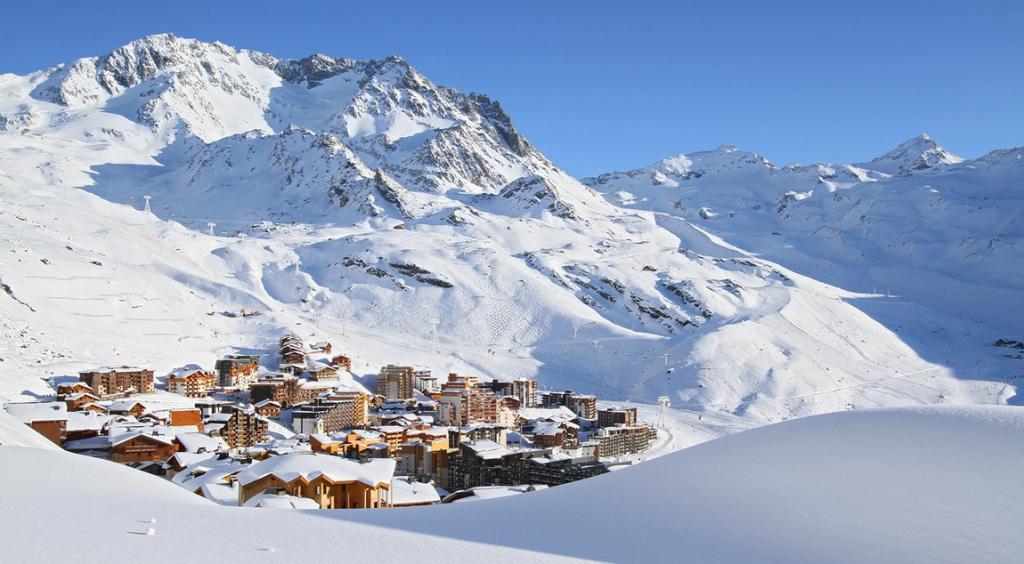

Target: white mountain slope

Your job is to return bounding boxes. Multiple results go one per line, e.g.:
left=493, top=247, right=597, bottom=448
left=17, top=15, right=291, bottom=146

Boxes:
left=2, top=406, right=1022, bottom=563
left=0, top=35, right=1019, bottom=428
left=585, top=139, right=1024, bottom=404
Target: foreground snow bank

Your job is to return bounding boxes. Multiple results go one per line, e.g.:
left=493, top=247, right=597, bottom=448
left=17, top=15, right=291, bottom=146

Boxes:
left=1, top=406, right=1021, bottom=563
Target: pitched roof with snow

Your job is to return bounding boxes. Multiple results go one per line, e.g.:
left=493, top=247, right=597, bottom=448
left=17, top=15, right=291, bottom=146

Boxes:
left=462, top=440, right=516, bottom=460
left=236, top=453, right=395, bottom=488
left=176, top=432, right=229, bottom=453
left=108, top=399, right=146, bottom=412
left=390, top=476, right=442, bottom=506
left=5, top=402, right=68, bottom=423
left=112, top=430, right=175, bottom=447
left=79, top=366, right=147, bottom=374
left=519, top=406, right=577, bottom=421
left=243, top=493, right=320, bottom=509
left=66, top=411, right=103, bottom=432
left=531, top=420, right=565, bottom=436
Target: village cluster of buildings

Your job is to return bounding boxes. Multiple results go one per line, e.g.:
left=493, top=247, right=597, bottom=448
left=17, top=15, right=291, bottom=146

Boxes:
left=4, top=332, right=657, bottom=510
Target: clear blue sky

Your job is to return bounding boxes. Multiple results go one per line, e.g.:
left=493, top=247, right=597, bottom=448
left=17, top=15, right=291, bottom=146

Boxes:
left=2, top=0, right=1021, bottom=177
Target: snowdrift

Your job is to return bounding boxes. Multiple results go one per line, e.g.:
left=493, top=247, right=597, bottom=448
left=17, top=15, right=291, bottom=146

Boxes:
left=1, top=405, right=1021, bottom=563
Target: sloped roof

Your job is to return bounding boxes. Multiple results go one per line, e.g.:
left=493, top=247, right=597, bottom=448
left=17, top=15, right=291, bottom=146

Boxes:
left=5, top=402, right=68, bottom=423
left=66, top=411, right=103, bottom=433
left=244, top=493, right=320, bottom=509
left=236, top=453, right=395, bottom=488
left=176, top=432, right=229, bottom=453
left=391, top=476, right=442, bottom=506
left=112, top=430, right=175, bottom=447
left=108, top=399, right=146, bottom=412
left=78, top=366, right=147, bottom=374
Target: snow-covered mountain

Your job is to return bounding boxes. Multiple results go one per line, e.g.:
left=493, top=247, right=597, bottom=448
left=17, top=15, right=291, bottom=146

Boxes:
left=584, top=138, right=1024, bottom=326
left=1, top=34, right=1022, bottom=429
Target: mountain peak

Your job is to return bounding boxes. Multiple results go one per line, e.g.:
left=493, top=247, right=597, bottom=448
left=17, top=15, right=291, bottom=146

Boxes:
left=274, top=53, right=356, bottom=87
left=864, top=133, right=963, bottom=176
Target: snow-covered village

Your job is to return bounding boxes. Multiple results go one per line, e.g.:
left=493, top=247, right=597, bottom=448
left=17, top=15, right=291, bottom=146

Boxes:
left=9, top=332, right=659, bottom=508
left=1, top=2, right=1023, bottom=563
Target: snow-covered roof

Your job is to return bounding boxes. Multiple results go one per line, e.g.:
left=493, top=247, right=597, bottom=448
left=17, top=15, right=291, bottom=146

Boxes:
left=248, top=437, right=311, bottom=456
left=112, top=429, right=175, bottom=447
left=244, top=493, right=320, bottom=509
left=67, top=411, right=103, bottom=432
left=165, top=452, right=219, bottom=470
left=78, top=402, right=107, bottom=412
left=461, top=422, right=507, bottom=432
left=200, top=481, right=240, bottom=506
left=301, top=382, right=339, bottom=391
left=309, top=433, right=342, bottom=445
left=531, top=421, right=565, bottom=436
left=462, top=440, right=515, bottom=460
left=61, top=392, right=98, bottom=401
left=78, top=366, right=147, bottom=374
left=110, top=421, right=174, bottom=440
left=174, top=461, right=249, bottom=507
left=443, top=484, right=548, bottom=503
left=108, top=399, right=146, bottom=412
left=254, top=400, right=281, bottom=408
left=164, top=366, right=208, bottom=378
left=519, top=406, right=577, bottom=421
left=64, top=435, right=113, bottom=451
left=205, top=412, right=233, bottom=423
left=5, top=401, right=68, bottom=423
left=390, top=477, right=442, bottom=506
left=176, top=432, right=229, bottom=454
left=237, top=453, right=395, bottom=488
left=348, top=429, right=383, bottom=441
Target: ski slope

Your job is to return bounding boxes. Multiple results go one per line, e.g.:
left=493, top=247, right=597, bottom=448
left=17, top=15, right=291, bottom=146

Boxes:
left=0, top=34, right=1021, bottom=428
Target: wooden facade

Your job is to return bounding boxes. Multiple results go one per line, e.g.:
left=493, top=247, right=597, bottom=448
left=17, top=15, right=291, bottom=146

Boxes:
left=32, top=420, right=67, bottom=446
left=61, top=392, right=100, bottom=412
left=169, top=409, right=204, bottom=429
left=112, top=434, right=178, bottom=464
left=254, top=401, right=282, bottom=419
left=239, top=474, right=390, bottom=509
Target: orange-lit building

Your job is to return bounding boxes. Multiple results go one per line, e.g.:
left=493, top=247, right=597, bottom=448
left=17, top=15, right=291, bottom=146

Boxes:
left=78, top=366, right=155, bottom=396
left=237, top=454, right=395, bottom=509
left=165, top=368, right=217, bottom=398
